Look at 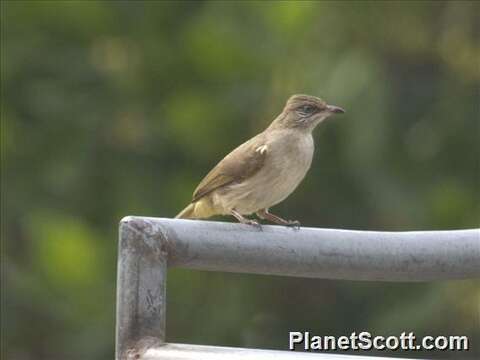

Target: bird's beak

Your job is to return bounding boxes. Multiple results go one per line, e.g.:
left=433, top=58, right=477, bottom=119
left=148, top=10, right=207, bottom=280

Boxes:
left=326, top=105, right=345, bottom=114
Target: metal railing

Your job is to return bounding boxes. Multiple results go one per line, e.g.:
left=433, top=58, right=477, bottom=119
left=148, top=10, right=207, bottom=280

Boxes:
left=115, top=216, right=480, bottom=360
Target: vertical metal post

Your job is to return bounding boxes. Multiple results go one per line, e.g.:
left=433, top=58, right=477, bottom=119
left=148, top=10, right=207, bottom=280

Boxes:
left=116, top=217, right=167, bottom=360
left=114, top=217, right=480, bottom=359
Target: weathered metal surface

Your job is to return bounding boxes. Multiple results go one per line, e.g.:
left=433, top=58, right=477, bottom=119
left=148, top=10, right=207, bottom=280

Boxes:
left=124, top=216, right=480, bottom=282
left=116, top=218, right=168, bottom=360
left=142, top=343, right=419, bottom=360
left=116, top=216, right=479, bottom=359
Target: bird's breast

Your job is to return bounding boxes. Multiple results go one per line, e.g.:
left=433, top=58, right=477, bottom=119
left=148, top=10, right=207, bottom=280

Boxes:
left=216, top=131, right=314, bottom=214
left=261, top=131, right=314, bottom=200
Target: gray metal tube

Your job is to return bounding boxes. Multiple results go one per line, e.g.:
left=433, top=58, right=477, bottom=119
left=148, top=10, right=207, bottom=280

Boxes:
left=142, top=343, right=419, bottom=360
left=116, top=216, right=479, bottom=359
left=128, top=216, right=480, bottom=282
left=116, top=219, right=168, bottom=360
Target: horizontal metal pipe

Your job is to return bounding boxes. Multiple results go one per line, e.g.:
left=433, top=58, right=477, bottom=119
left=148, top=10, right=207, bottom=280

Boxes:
left=121, top=217, right=480, bottom=282
left=142, top=343, right=418, bottom=360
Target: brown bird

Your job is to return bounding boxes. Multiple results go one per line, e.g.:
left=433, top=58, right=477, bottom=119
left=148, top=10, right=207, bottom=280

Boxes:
left=176, top=94, right=345, bottom=227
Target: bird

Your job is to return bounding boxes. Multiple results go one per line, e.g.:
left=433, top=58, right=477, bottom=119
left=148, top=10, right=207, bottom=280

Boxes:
left=176, top=94, right=345, bottom=227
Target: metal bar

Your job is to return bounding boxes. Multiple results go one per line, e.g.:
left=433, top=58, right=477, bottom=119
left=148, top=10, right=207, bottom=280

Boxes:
left=141, top=343, right=418, bottom=360
left=124, top=216, right=480, bottom=282
left=116, top=219, right=168, bottom=360
left=116, top=216, right=480, bottom=359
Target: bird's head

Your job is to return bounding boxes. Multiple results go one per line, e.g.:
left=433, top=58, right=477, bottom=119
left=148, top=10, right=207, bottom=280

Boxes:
left=270, top=94, right=345, bottom=131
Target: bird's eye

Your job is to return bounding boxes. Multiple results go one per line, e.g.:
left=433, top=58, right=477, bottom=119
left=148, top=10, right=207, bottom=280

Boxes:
left=297, top=105, right=316, bottom=116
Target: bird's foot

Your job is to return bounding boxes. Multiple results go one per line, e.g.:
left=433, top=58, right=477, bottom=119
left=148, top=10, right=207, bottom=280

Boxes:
left=244, top=218, right=262, bottom=229
left=286, top=220, right=301, bottom=229
left=231, top=209, right=262, bottom=229
left=256, top=209, right=300, bottom=229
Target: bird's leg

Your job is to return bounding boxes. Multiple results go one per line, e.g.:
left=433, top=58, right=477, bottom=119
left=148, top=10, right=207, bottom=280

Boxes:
left=256, top=209, right=300, bottom=228
left=231, top=209, right=261, bottom=228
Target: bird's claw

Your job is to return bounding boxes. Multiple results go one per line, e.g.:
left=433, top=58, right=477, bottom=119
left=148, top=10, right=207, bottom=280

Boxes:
left=245, top=219, right=262, bottom=229
left=286, top=220, right=301, bottom=229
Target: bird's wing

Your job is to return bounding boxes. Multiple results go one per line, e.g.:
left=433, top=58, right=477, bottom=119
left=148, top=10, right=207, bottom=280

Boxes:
left=192, top=133, right=268, bottom=202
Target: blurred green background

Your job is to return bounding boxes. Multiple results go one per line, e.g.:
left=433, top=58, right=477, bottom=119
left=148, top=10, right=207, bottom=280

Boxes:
left=1, top=0, right=479, bottom=359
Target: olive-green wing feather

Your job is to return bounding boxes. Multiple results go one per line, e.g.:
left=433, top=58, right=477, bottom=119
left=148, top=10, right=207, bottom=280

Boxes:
left=192, top=133, right=267, bottom=202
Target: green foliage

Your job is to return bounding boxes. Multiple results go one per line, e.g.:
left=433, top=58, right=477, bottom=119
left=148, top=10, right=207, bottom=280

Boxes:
left=2, top=1, right=479, bottom=359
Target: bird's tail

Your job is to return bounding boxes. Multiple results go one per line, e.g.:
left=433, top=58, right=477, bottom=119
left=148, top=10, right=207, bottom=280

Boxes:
left=175, top=203, right=196, bottom=219
left=175, top=200, right=215, bottom=219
